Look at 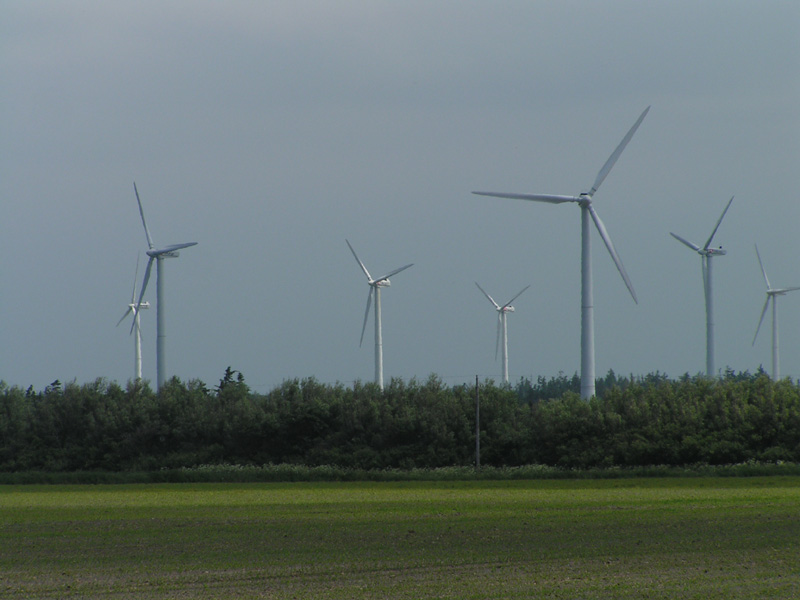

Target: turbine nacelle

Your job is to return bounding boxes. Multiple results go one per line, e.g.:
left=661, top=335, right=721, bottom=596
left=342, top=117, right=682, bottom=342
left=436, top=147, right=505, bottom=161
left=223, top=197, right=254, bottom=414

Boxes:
left=129, top=301, right=150, bottom=311
left=701, top=247, right=726, bottom=257
left=146, top=242, right=198, bottom=260
left=499, top=306, right=515, bottom=313
left=372, top=279, right=391, bottom=288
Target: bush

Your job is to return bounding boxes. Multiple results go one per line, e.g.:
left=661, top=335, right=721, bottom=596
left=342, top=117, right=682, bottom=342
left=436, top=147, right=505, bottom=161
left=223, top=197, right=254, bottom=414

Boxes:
left=2, top=370, right=799, bottom=473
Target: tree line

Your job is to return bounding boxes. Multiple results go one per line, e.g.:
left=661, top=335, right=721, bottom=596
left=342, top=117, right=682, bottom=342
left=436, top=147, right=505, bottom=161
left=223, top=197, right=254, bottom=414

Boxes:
left=1, top=367, right=799, bottom=472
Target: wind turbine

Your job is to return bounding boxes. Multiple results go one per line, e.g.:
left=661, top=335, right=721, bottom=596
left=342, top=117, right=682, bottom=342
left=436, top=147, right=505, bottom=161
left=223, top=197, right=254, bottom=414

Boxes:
left=752, top=244, right=800, bottom=380
left=670, top=195, right=734, bottom=377
left=117, top=255, right=150, bottom=381
left=131, top=182, right=197, bottom=391
left=473, top=106, right=649, bottom=399
left=346, top=239, right=413, bottom=391
left=475, top=282, right=530, bottom=385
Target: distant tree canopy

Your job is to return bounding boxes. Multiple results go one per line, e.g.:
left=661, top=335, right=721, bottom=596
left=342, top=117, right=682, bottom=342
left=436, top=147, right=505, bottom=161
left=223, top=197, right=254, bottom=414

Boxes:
left=1, top=367, right=798, bottom=472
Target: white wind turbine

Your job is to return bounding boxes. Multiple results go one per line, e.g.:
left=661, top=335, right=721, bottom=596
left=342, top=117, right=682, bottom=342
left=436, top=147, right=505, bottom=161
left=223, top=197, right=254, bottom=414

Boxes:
left=475, top=282, right=530, bottom=385
left=117, top=255, right=150, bottom=381
left=670, top=195, right=734, bottom=377
left=346, top=239, right=413, bottom=391
left=752, top=244, right=800, bottom=380
left=131, top=182, right=198, bottom=391
left=473, top=106, right=649, bottom=399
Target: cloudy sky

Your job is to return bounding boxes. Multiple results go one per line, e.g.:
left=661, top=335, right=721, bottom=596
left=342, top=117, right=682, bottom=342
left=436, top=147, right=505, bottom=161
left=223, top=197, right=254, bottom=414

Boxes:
left=3, top=1, right=799, bottom=392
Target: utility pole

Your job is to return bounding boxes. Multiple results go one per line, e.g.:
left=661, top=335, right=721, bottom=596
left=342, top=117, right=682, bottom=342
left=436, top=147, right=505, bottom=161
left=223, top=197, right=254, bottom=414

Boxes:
left=475, top=375, right=480, bottom=471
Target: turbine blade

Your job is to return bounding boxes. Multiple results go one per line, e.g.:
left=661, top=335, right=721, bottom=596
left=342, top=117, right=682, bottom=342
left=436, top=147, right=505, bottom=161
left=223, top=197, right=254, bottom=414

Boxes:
left=588, top=205, right=637, bottom=303
left=376, top=263, right=414, bottom=283
left=473, top=191, right=576, bottom=204
left=755, top=244, right=771, bottom=290
left=346, top=239, right=372, bottom=281
left=495, top=315, right=501, bottom=361
left=359, top=287, right=373, bottom=347
left=116, top=307, right=133, bottom=327
left=670, top=232, right=701, bottom=252
left=589, top=106, right=650, bottom=196
left=752, top=296, right=771, bottom=346
left=134, top=182, right=155, bottom=250
left=704, top=195, right=734, bottom=250
left=130, top=254, right=141, bottom=303
left=778, top=286, right=800, bottom=293
left=502, top=284, right=531, bottom=310
left=131, top=257, right=154, bottom=335
left=475, top=282, right=501, bottom=310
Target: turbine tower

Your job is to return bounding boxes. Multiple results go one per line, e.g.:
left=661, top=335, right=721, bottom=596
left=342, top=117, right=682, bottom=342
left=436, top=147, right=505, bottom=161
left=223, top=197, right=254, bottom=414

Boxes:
left=752, top=244, right=800, bottom=380
left=474, top=106, right=649, bottom=399
left=131, top=182, right=197, bottom=391
left=670, top=195, right=734, bottom=377
left=346, top=239, right=413, bottom=391
left=475, top=282, right=530, bottom=384
left=117, top=255, right=150, bottom=381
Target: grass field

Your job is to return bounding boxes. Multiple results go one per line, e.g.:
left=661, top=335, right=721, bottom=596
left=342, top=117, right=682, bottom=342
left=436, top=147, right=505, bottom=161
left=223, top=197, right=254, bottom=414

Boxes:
left=1, top=477, right=799, bottom=598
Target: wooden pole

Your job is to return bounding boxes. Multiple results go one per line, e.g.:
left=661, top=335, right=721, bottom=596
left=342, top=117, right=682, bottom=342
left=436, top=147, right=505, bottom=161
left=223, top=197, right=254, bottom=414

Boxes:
left=475, top=375, right=480, bottom=471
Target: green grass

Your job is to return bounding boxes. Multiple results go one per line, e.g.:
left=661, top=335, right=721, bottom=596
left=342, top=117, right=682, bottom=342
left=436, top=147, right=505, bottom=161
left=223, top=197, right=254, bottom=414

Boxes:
left=2, top=478, right=799, bottom=598
left=5, top=461, right=800, bottom=485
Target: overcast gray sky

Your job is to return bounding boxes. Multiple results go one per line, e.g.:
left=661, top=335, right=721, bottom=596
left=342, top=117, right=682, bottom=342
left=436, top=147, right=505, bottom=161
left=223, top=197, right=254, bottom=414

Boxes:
left=3, top=1, right=799, bottom=392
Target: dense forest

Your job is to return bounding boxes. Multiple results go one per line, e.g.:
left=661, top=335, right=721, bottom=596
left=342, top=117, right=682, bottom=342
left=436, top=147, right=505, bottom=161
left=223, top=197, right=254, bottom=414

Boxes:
left=1, top=368, right=799, bottom=472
